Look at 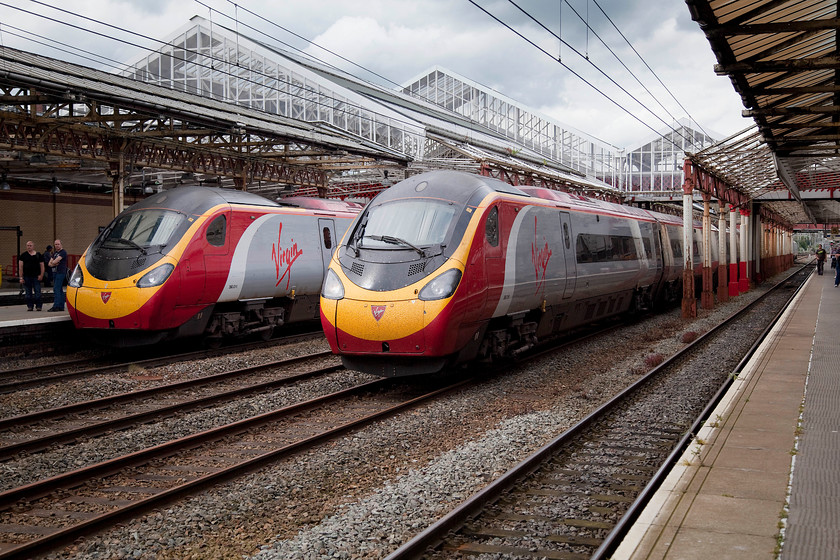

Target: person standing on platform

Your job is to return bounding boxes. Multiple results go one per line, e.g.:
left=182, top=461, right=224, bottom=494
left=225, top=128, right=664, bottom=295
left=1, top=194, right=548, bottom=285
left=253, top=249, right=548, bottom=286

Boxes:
left=834, top=245, right=840, bottom=287
left=48, top=239, right=68, bottom=312
left=815, top=244, right=827, bottom=275
left=42, top=245, right=54, bottom=287
left=18, top=240, right=44, bottom=311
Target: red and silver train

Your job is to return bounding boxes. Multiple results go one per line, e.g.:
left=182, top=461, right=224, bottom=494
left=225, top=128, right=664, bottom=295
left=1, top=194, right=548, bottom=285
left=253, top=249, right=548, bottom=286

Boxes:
left=67, top=186, right=360, bottom=346
left=320, top=170, right=729, bottom=377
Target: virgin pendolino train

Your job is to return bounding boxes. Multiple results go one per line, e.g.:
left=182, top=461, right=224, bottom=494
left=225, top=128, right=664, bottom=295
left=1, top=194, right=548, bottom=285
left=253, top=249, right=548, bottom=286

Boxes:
left=320, top=170, right=728, bottom=377
left=67, top=186, right=359, bottom=346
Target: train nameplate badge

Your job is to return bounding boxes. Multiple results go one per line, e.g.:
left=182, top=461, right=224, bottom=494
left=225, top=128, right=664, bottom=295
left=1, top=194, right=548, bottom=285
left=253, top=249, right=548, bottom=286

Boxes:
left=371, top=305, right=386, bottom=321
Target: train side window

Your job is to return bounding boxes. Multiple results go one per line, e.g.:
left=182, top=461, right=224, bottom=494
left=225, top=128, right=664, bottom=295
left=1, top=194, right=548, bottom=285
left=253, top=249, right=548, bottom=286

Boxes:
left=206, top=215, right=226, bottom=247
left=322, top=227, right=332, bottom=249
left=671, top=239, right=683, bottom=258
left=642, top=237, right=652, bottom=258
left=563, top=222, right=571, bottom=249
left=486, top=206, right=499, bottom=247
left=576, top=233, right=638, bottom=263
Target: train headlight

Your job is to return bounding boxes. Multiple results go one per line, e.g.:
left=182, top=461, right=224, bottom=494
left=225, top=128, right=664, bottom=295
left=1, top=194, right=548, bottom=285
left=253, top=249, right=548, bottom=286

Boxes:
left=418, top=268, right=462, bottom=301
left=321, top=268, right=345, bottom=300
left=137, top=263, right=174, bottom=288
left=68, top=265, right=84, bottom=288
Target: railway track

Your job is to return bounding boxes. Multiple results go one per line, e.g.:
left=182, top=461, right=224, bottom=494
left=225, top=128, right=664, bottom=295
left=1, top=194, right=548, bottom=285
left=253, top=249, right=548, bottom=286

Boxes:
left=0, top=370, right=474, bottom=558
left=0, top=270, right=808, bottom=558
left=0, top=330, right=323, bottom=393
left=0, top=351, right=337, bottom=463
left=386, top=265, right=810, bottom=560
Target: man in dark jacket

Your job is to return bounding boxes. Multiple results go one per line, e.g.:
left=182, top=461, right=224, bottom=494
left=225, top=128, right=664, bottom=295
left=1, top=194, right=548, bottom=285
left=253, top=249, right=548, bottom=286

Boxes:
left=18, top=240, right=45, bottom=311
left=43, top=245, right=54, bottom=287
left=816, top=244, right=827, bottom=275
left=48, top=239, right=68, bottom=312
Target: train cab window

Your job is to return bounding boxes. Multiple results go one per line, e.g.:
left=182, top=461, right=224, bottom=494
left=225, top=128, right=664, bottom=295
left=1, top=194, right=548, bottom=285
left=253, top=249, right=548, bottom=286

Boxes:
left=206, top=215, right=226, bottom=247
left=322, top=227, right=332, bottom=249
left=486, top=206, right=499, bottom=247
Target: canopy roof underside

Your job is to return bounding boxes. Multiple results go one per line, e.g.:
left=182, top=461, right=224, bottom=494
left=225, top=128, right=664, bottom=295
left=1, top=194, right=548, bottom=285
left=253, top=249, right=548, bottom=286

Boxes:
left=687, top=0, right=840, bottom=227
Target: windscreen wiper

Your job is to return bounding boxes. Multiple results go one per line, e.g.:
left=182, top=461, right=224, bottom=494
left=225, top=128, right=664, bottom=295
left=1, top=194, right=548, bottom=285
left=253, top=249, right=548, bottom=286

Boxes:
left=368, top=235, right=427, bottom=258
left=108, top=237, right=148, bottom=255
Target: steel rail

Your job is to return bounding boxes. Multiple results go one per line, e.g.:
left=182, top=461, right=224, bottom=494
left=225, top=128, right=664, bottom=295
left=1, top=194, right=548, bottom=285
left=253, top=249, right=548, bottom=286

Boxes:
left=591, top=265, right=811, bottom=559
left=0, top=376, right=474, bottom=560
left=0, top=355, right=339, bottom=459
left=385, top=263, right=810, bottom=560
left=0, top=330, right=322, bottom=393
left=0, top=350, right=333, bottom=430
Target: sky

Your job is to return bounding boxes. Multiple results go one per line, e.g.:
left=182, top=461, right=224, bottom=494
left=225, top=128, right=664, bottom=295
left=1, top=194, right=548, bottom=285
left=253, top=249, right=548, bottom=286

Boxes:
left=0, top=0, right=753, bottom=149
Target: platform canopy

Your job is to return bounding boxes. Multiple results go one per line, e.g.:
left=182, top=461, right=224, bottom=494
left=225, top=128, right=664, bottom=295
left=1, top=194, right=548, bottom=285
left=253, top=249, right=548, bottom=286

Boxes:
left=686, top=0, right=840, bottom=229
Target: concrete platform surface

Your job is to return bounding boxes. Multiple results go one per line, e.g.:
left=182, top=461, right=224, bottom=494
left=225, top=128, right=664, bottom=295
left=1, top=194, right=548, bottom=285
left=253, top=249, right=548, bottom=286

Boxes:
left=614, top=271, right=839, bottom=559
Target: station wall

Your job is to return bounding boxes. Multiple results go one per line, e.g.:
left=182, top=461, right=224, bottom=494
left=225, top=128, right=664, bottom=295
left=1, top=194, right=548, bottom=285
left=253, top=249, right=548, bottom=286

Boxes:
left=0, top=189, right=143, bottom=283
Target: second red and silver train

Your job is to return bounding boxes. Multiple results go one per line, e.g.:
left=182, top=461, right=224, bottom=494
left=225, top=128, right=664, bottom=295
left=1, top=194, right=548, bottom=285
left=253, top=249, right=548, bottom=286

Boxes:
left=320, top=170, right=731, bottom=377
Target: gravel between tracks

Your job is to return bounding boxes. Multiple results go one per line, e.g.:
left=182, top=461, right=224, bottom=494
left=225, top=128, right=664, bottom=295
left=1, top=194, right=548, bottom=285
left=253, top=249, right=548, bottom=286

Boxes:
left=25, top=278, right=784, bottom=560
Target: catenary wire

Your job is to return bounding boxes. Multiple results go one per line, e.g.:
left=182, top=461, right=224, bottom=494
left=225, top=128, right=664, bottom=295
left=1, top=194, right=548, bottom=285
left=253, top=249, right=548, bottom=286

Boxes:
left=469, top=0, right=687, bottom=147
left=219, top=0, right=406, bottom=92
left=592, top=0, right=710, bottom=138
left=4, top=0, right=671, bottom=179
left=1, top=1, right=498, bottom=155
left=560, top=0, right=693, bottom=137
left=4, top=0, right=586, bottom=170
left=504, top=0, right=694, bottom=147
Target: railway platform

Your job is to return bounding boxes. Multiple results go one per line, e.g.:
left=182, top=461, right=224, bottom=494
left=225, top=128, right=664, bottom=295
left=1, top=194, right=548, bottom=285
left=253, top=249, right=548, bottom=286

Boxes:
left=615, top=270, right=839, bottom=560
left=0, top=287, right=73, bottom=345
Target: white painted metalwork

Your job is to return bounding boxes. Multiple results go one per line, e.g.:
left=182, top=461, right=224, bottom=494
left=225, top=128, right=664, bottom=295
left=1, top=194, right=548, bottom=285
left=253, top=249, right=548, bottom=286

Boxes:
left=402, top=66, right=624, bottom=187
left=623, top=118, right=718, bottom=194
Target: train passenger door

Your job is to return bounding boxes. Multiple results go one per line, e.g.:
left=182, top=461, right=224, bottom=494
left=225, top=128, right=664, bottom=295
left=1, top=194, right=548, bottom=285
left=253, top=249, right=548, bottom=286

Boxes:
left=176, top=212, right=226, bottom=306
left=484, top=205, right=505, bottom=308
left=651, top=224, right=664, bottom=277
left=559, top=212, right=576, bottom=299
left=198, top=211, right=230, bottom=304
left=318, top=218, right=337, bottom=276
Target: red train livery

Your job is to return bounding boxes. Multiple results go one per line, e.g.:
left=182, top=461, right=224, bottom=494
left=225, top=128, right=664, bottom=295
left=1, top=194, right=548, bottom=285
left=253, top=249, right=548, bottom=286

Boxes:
left=320, top=170, right=728, bottom=377
left=67, top=187, right=359, bottom=346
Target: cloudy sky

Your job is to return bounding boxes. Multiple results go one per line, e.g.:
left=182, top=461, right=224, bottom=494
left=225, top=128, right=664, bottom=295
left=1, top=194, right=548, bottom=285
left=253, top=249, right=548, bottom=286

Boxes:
left=0, top=0, right=752, bottom=149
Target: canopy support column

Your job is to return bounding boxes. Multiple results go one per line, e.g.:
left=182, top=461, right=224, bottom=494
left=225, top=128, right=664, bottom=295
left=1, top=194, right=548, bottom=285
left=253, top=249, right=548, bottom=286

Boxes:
left=717, top=200, right=728, bottom=303
left=682, top=163, right=696, bottom=318
left=701, top=192, right=714, bottom=309
left=729, top=205, right=739, bottom=298
left=740, top=208, right=750, bottom=293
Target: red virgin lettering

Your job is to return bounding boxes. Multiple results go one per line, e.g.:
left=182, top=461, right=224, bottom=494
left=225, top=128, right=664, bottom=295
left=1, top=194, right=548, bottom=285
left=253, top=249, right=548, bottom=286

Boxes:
left=531, top=216, right=551, bottom=294
left=271, top=223, right=304, bottom=289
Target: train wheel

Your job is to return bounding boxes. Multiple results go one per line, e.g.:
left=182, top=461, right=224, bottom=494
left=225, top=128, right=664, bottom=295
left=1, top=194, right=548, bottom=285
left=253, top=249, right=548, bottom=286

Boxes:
left=204, top=335, right=223, bottom=349
left=259, top=326, right=274, bottom=341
